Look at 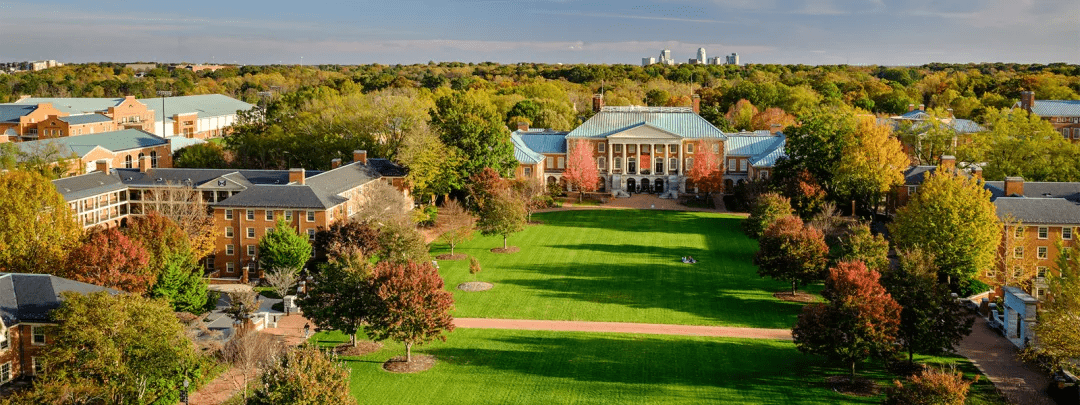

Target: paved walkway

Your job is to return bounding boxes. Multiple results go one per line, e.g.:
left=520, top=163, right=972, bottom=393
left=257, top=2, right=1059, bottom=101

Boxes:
left=454, top=318, right=792, bottom=340
left=957, top=317, right=1054, bottom=405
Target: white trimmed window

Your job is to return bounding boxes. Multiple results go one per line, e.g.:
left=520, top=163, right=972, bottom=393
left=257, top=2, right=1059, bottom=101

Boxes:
left=284, top=210, right=293, bottom=221
left=246, top=228, right=255, bottom=238
left=225, top=209, right=233, bottom=220
left=614, top=158, right=622, bottom=170
left=1039, top=227, right=1048, bottom=239
left=308, top=229, right=316, bottom=242
left=247, top=245, right=256, bottom=257
left=306, top=211, right=315, bottom=222
left=1064, top=227, right=1073, bottom=240
left=32, top=357, right=43, bottom=376
left=686, top=143, right=694, bottom=153
left=524, top=167, right=533, bottom=177
left=0, top=330, right=8, bottom=351
left=670, top=158, right=677, bottom=171
left=598, top=143, right=605, bottom=153
left=1038, top=266, right=1048, bottom=278
left=546, top=156, right=554, bottom=169
left=1015, top=226, right=1024, bottom=238
left=712, top=143, right=720, bottom=153
left=246, top=210, right=254, bottom=221
left=686, top=157, right=694, bottom=169
left=265, top=210, right=274, bottom=221
left=727, top=158, right=736, bottom=171
left=226, top=245, right=235, bottom=256
left=597, top=157, right=606, bottom=170
left=557, top=157, right=565, bottom=169
left=1014, top=247, right=1024, bottom=258
left=1, top=362, right=10, bottom=383
left=1038, top=246, right=1048, bottom=259
left=985, top=269, right=996, bottom=278
left=226, top=262, right=235, bottom=273
left=225, top=227, right=234, bottom=238
left=32, top=326, right=45, bottom=345
left=614, top=144, right=622, bottom=153
left=1012, top=266, right=1023, bottom=278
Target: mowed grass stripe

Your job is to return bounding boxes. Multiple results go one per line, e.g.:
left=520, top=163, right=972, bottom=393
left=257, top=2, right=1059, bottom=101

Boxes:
left=432, top=209, right=813, bottom=328
left=316, top=328, right=1001, bottom=405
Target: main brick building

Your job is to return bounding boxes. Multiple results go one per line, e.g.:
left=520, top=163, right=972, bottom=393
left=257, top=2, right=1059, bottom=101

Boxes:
left=51, top=151, right=407, bottom=282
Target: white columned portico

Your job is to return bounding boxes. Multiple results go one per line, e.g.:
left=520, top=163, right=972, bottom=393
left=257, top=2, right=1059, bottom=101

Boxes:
left=607, top=141, right=613, bottom=173
left=677, top=141, right=683, bottom=176
left=635, top=143, right=641, bottom=175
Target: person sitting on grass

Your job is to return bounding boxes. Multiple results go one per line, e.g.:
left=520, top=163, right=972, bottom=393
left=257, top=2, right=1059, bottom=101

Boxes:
left=688, top=256, right=697, bottom=264
left=682, top=257, right=689, bottom=263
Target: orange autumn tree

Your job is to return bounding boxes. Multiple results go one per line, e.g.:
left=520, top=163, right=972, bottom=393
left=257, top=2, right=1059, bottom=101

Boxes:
left=65, top=227, right=153, bottom=293
left=687, top=140, right=724, bottom=194
left=563, top=139, right=599, bottom=202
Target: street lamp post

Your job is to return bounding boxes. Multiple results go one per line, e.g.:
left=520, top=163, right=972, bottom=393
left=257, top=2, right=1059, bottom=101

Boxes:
left=156, top=90, right=172, bottom=137
left=180, top=378, right=190, bottom=404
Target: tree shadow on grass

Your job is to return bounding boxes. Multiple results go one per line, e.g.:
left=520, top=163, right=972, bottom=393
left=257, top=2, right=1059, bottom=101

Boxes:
left=424, top=333, right=880, bottom=403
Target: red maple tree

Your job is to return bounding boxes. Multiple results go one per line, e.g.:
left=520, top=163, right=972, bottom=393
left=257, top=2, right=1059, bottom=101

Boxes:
left=687, top=140, right=724, bottom=194
left=365, top=261, right=456, bottom=363
left=563, top=139, right=599, bottom=202
left=65, top=227, right=153, bottom=293
left=792, top=261, right=902, bottom=378
left=753, top=215, right=828, bottom=294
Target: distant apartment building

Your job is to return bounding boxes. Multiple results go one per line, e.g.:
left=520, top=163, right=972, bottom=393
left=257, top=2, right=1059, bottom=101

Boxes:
left=642, top=49, right=740, bottom=66
left=14, top=129, right=172, bottom=176
left=50, top=150, right=408, bottom=282
left=1017, top=91, right=1080, bottom=142
left=725, top=53, right=740, bottom=66
left=4, top=94, right=253, bottom=140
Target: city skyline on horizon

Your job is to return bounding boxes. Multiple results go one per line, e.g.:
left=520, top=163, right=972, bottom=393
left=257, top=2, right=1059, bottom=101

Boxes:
left=1, top=0, right=1077, bottom=66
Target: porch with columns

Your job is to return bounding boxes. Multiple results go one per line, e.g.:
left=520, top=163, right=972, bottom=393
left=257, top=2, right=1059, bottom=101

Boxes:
left=603, top=139, right=686, bottom=195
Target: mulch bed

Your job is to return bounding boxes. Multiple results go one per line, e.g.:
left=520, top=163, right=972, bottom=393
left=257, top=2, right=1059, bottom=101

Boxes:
left=383, top=354, right=436, bottom=373
left=334, top=341, right=384, bottom=357
left=435, top=253, right=468, bottom=260
left=825, top=376, right=881, bottom=397
left=528, top=220, right=545, bottom=225
left=773, top=291, right=818, bottom=303
left=490, top=247, right=520, bottom=254
left=458, top=282, right=494, bottom=292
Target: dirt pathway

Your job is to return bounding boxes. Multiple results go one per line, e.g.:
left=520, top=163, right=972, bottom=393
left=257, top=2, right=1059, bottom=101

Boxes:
left=454, top=318, right=792, bottom=340
left=956, top=317, right=1054, bottom=405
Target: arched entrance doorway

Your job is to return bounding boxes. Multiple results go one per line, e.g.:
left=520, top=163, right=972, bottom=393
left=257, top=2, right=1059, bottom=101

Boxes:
left=724, top=179, right=734, bottom=193
left=548, top=176, right=558, bottom=186
left=655, top=178, right=664, bottom=193
left=641, top=178, right=651, bottom=193
left=596, top=177, right=606, bottom=192
left=626, top=178, right=636, bottom=192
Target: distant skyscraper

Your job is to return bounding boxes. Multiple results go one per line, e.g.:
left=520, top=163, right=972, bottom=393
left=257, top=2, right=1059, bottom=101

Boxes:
left=697, top=48, right=707, bottom=65
left=726, top=53, right=740, bottom=66
left=642, top=57, right=656, bottom=66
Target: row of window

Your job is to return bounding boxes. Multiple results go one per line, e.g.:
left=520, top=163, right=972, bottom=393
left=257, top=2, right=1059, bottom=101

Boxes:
left=1014, top=246, right=1055, bottom=259
left=1061, top=128, right=1080, bottom=139
left=224, top=209, right=317, bottom=222
left=601, top=143, right=720, bottom=154
left=122, top=152, right=159, bottom=168
left=1014, top=226, right=1073, bottom=240
left=0, top=327, right=47, bottom=352
left=224, top=229, right=317, bottom=255
left=987, top=266, right=1049, bottom=279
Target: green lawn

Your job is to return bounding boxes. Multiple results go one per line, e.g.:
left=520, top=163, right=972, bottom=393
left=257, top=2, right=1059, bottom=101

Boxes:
left=432, top=209, right=815, bottom=328
left=313, top=329, right=1004, bottom=405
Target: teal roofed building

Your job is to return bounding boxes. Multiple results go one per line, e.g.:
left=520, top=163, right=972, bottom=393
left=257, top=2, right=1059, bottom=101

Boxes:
left=509, top=96, right=785, bottom=197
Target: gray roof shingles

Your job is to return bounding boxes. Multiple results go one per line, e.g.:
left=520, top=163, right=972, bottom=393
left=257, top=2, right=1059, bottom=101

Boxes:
left=0, top=104, right=37, bottom=123
left=1030, top=100, right=1080, bottom=117
left=0, top=273, right=114, bottom=326
left=994, top=197, right=1080, bottom=225
left=58, top=114, right=113, bottom=125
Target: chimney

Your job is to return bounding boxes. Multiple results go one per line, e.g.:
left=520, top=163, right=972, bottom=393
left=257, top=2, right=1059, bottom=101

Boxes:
left=517, top=122, right=529, bottom=132
left=592, top=94, right=604, bottom=112
left=353, top=150, right=367, bottom=165
left=691, top=95, right=701, bottom=114
left=908, top=104, right=916, bottom=112
left=331, top=158, right=342, bottom=169
left=1004, top=176, right=1025, bottom=197
left=918, top=104, right=925, bottom=111
left=940, top=155, right=956, bottom=171
left=289, top=168, right=305, bottom=185
left=139, top=156, right=151, bottom=173
left=972, top=165, right=983, bottom=180
left=1020, top=91, right=1035, bottom=113
left=946, top=108, right=954, bottom=117
left=95, top=159, right=109, bottom=173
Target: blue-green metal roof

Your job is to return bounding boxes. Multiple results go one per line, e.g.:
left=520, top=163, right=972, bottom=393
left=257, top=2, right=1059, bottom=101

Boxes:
left=58, top=114, right=112, bottom=125
left=511, top=133, right=544, bottom=164
left=0, top=104, right=38, bottom=123
left=748, top=136, right=786, bottom=168
left=17, top=129, right=167, bottom=158
left=1029, top=100, right=1080, bottom=117
left=514, top=129, right=568, bottom=154
left=726, top=131, right=780, bottom=156
left=566, top=106, right=726, bottom=140
left=10, top=94, right=254, bottom=122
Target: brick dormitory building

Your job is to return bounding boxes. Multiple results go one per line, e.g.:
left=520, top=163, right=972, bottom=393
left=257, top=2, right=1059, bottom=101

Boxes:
left=0, top=273, right=115, bottom=387
left=50, top=150, right=408, bottom=282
